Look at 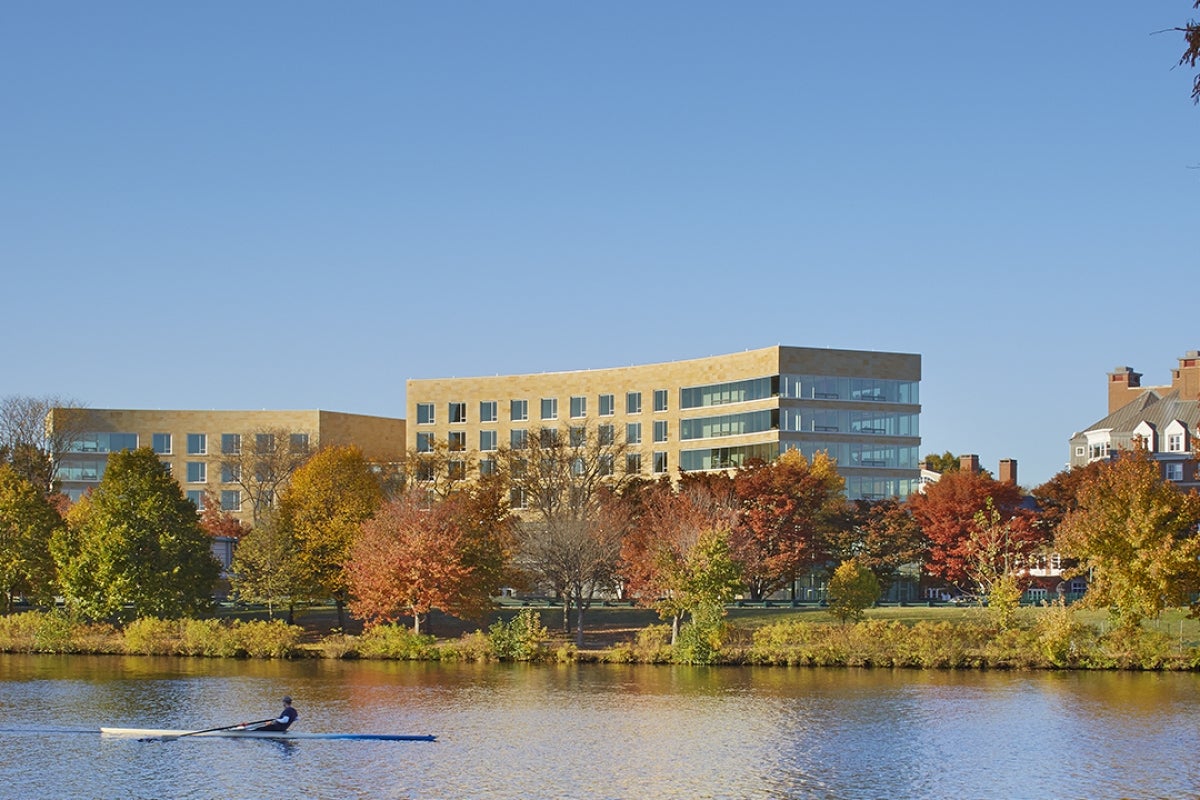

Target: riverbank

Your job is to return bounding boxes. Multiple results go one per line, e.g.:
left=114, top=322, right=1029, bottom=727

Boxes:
left=4, top=603, right=1200, bottom=669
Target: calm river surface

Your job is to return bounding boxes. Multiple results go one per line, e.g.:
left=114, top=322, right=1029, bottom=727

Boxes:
left=1, top=654, right=1198, bottom=799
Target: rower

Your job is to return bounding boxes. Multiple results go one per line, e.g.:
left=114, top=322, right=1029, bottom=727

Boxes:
left=256, top=696, right=299, bottom=732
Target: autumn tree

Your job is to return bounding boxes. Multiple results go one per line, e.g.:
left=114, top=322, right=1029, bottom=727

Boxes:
left=496, top=422, right=633, bottom=646
left=826, top=498, right=927, bottom=597
left=277, top=445, right=382, bottom=629
left=215, top=427, right=313, bottom=526
left=228, top=513, right=304, bottom=620
left=0, top=464, right=63, bottom=610
left=199, top=490, right=250, bottom=539
left=4, top=395, right=88, bottom=493
left=908, top=469, right=1043, bottom=593
left=967, top=498, right=1029, bottom=628
left=346, top=478, right=515, bottom=634
left=404, top=438, right=475, bottom=500
left=1056, top=448, right=1200, bottom=630
left=52, top=447, right=219, bottom=619
left=1031, top=462, right=1107, bottom=537
left=730, top=450, right=845, bottom=601
left=827, top=558, right=880, bottom=624
left=1179, top=1, right=1200, bottom=103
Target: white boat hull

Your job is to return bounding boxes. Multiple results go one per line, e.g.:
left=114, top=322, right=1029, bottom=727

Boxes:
left=100, top=726, right=435, bottom=742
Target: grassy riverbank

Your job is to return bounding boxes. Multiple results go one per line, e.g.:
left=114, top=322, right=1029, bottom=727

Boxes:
left=4, top=603, right=1200, bottom=669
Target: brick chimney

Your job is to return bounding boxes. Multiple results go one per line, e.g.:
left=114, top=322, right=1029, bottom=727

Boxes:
left=1171, top=351, right=1200, bottom=402
left=998, top=459, right=1017, bottom=485
left=959, top=454, right=980, bottom=474
left=1108, top=366, right=1143, bottom=413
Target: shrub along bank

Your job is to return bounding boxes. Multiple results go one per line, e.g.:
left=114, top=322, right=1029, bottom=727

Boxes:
left=2, top=606, right=1199, bottom=669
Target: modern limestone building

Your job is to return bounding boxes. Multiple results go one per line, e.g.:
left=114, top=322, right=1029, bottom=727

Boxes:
left=406, top=345, right=921, bottom=500
left=48, top=408, right=407, bottom=528
left=1068, top=351, right=1200, bottom=491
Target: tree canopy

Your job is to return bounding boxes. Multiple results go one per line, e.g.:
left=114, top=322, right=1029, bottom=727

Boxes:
left=0, top=464, right=63, bottom=610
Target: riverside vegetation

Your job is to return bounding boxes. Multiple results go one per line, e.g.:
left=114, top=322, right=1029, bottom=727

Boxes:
left=5, top=603, right=1200, bottom=670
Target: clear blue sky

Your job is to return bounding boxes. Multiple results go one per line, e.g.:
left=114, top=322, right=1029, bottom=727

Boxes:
left=3, top=2, right=1196, bottom=489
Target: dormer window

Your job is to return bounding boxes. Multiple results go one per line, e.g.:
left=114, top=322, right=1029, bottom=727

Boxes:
left=1165, top=420, right=1190, bottom=454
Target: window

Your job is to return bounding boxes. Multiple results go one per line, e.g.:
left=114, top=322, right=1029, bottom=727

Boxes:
left=654, top=389, right=668, bottom=412
left=416, top=432, right=433, bottom=453
left=598, top=424, right=615, bottom=446
left=415, top=460, right=435, bottom=482
left=449, top=402, right=467, bottom=424
left=221, top=490, right=241, bottom=512
left=599, top=394, right=615, bottom=416
left=222, top=433, right=241, bottom=455
left=187, top=490, right=205, bottom=510
left=539, top=428, right=559, bottom=447
left=479, top=458, right=497, bottom=476
left=569, top=426, right=586, bottom=447
left=541, top=398, right=558, bottom=420
left=626, top=423, right=642, bottom=445
left=186, top=462, right=207, bottom=483
left=1168, top=433, right=1184, bottom=452
left=256, top=433, right=276, bottom=452
left=448, top=460, right=466, bottom=481
left=480, top=401, right=498, bottom=423
left=417, top=403, right=435, bottom=425
left=510, top=487, right=528, bottom=510
left=290, top=433, right=309, bottom=453
left=152, top=433, right=172, bottom=454
left=1074, top=446, right=1085, bottom=457
left=599, top=454, right=614, bottom=476
left=654, top=420, right=668, bottom=443
left=511, top=429, right=528, bottom=449
left=1166, top=462, right=1184, bottom=481
left=187, top=433, right=207, bottom=455
left=570, top=396, right=587, bottom=418
left=448, top=431, right=467, bottom=452
left=627, top=392, right=642, bottom=414
left=221, top=464, right=240, bottom=483
left=159, top=461, right=171, bottom=476
left=480, top=430, right=498, bottom=452
left=511, top=400, right=528, bottom=422
left=625, top=453, right=642, bottom=474
left=653, top=451, right=668, bottom=474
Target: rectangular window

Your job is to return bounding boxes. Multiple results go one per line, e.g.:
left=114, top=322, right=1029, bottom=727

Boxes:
left=654, top=420, right=668, bottom=443
left=600, top=454, right=614, bottom=476
left=541, top=398, right=558, bottom=420
left=626, top=392, right=642, bottom=414
left=187, top=490, right=205, bottom=510
left=1168, top=433, right=1184, bottom=452
left=221, top=464, right=240, bottom=483
left=480, top=401, right=498, bottom=423
left=416, top=460, right=435, bottom=482
left=416, top=432, right=433, bottom=453
left=417, top=403, right=435, bottom=425
left=625, top=453, right=642, bottom=474
left=256, top=433, right=276, bottom=452
left=480, top=430, right=498, bottom=452
left=159, top=461, right=171, bottom=476
left=151, top=433, right=171, bottom=454
left=569, top=426, right=586, bottom=447
left=626, top=423, right=642, bottom=445
left=598, top=424, right=615, bottom=446
left=511, top=400, right=528, bottom=422
left=221, top=490, right=241, bottom=512
left=1166, top=462, right=1184, bottom=481
left=222, top=433, right=241, bottom=455
left=186, top=462, right=207, bottom=483
left=449, top=402, right=467, bottom=424
left=448, top=431, right=467, bottom=452
left=654, top=389, right=668, bottom=412
left=289, top=433, right=309, bottom=453
left=570, top=396, right=587, bottom=418
left=599, top=394, right=615, bottom=416
left=653, top=451, right=668, bottom=474
left=539, top=428, right=559, bottom=447
left=448, top=460, right=466, bottom=481
left=511, top=429, right=528, bottom=449
left=510, top=487, right=528, bottom=509
left=479, top=458, right=496, bottom=476
left=187, top=433, right=207, bottom=455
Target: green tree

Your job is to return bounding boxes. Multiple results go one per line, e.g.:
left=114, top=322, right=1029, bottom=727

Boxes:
left=229, top=514, right=304, bottom=620
left=922, top=451, right=961, bottom=474
left=278, top=445, right=383, bottom=629
left=827, top=558, right=880, bottom=624
left=968, top=498, right=1027, bottom=629
left=52, top=447, right=219, bottom=619
left=0, top=464, right=63, bottom=610
left=1056, top=448, right=1200, bottom=630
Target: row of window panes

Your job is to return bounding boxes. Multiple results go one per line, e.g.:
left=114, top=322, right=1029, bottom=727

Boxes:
left=69, top=433, right=139, bottom=453
left=83, top=431, right=308, bottom=456
left=679, top=443, right=780, bottom=471
left=779, top=409, right=919, bottom=437
left=680, top=410, right=777, bottom=441
left=680, top=377, right=777, bottom=409
left=416, top=390, right=671, bottom=426
left=780, top=375, right=919, bottom=405
left=783, top=441, right=920, bottom=470
left=420, top=423, right=636, bottom=453
left=186, top=489, right=243, bottom=512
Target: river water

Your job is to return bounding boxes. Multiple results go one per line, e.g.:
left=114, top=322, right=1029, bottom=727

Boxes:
left=0, top=654, right=1197, bottom=799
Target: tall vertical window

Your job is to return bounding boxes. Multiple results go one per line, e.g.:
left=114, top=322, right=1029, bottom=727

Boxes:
left=186, top=462, right=207, bottom=483
left=221, top=433, right=241, bottom=454
left=599, top=394, right=615, bottom=416
left=480, top=430, right=498, bottom=452
left=449, top=402, right=467, bottom=423
left=416, top=432, right=433, bottom=453
left=448, top=431, right=467, bottom=452
left=654, top=420, right=668, bottom=443
left=511, top=400, right=528, bottom=422
left=416, top=403, right=435, bottom=424
left=625, top=453, right=642, bottom=474
left=187, top=490, right=205, bottom=510
left=626, top=423, right=642, bottom=445
left=221, top=490, right=241, bottom=512
left=626, top=392, right=642, bottom=414
left=480, top=401, right=498, bottom=423
left=569, top=427, right=586, bottom=447
left=653, top=451, right=668, bottom=474
left=654, top=389, right=668, bottom=412
left=152, top=433, right=172, bottom=454
left=1168, top=433, right=1184, bottom=452
left=541, top=398, right=558, bottom=420
left=187, top=433, right=207, bottom=455
left=598, top=424, right=615, bottom=446
left=511, top=429, right=528, bottom=449
left=448, top=460, right=466, bottom=481
left=570, top=396, right=587, bottom=418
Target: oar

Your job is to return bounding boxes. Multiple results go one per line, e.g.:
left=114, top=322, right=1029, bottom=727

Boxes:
left=141, top=718, right=276, bottom=742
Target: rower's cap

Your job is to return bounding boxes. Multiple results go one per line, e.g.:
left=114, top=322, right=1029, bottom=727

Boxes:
left=282, top=696, right=292, bottom=704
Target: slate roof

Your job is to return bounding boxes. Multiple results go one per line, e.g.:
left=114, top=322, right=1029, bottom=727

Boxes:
left=1076, top=388, right=1200, bottom=437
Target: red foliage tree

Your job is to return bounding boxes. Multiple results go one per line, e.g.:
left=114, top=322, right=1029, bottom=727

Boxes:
left=199, top=490, right=250, bottom=539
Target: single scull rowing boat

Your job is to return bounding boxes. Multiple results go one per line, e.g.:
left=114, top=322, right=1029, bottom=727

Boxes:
left=100, top=727, right=435, bottom=742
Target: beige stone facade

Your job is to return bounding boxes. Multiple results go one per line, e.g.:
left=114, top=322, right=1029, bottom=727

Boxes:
left=407, top=345, right=921, bottom=500
left=48, top=408, right=406, bottom=525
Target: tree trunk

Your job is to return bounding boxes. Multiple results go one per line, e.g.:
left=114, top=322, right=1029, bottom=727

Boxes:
left=575, top=602, right=586, bottom=648
left=335, top=596, right=346, bottom=632
left=562, top=597, right=571, bottom=633
left=671, top=614, right=681, bottom=646
left=412, top=611, right=422, bottom=636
